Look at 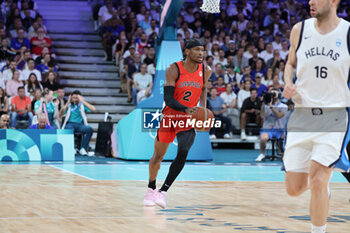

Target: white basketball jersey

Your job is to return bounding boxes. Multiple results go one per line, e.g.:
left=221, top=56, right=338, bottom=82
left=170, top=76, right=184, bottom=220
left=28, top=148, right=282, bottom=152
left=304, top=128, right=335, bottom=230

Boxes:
left=294, top=18, right=350, bottom=107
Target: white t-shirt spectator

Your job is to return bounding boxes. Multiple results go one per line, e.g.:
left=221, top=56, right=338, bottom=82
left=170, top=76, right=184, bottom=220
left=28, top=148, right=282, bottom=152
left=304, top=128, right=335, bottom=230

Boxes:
left=147, top=63, right=156, bottom=76
left=146, top=27, right=159, bottom=37
left=220, top=92, right=237, bottom=106
left=22, top=69, right=42, bottom=82
left=259, top=51, right=274, bottom=63
left=272, top=41, right=282, bottom=51
left=280, top=49, right=289, bottom=61
left=177, top=28, right=193, bottom=39
left=213, top=58, right=227, bottom=66
left=237, top=89, right=250, bottom=109
left=3, top=69, right=25, bottom=82
left=98, top=6, right=108, bottom=18
left=134, top=72, right=152, bottom=90
left=243, top=51, right=253, bottom=60
left=232, top=20, right=248, bottom=33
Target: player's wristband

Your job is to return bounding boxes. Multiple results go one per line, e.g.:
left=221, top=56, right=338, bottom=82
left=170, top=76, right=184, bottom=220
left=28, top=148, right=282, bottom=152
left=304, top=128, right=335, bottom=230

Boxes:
left=164, top=86, right=188, bottom=113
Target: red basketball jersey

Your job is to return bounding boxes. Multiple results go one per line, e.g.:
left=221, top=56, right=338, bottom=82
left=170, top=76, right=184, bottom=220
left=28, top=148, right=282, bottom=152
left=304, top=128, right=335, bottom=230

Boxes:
left=163, top=61, right=204, bottom=117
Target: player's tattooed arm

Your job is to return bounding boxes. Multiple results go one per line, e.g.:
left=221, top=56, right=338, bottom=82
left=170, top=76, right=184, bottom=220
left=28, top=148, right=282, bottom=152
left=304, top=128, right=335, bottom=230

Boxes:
left=200, top=65, right=212, bottom=108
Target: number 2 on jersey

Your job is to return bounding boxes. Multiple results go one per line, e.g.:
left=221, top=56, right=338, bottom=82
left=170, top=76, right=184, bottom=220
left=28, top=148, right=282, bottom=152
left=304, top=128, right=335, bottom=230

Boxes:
left=314, top=66, right=328, bottom=78
left=183, top=91, right=192, bottom=101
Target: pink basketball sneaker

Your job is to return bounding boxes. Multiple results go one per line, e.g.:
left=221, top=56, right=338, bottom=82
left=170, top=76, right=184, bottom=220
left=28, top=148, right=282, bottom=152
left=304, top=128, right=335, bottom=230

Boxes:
left=154, top=190, right=167, bottom=208
left=143, top=188, right=156, bottom=206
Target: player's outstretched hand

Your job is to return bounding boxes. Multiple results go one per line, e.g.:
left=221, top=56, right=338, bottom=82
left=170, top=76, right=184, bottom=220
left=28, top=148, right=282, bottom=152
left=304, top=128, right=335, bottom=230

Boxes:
left=283, top=83, right=296, bottom=99
left=185, top=107, right=199, bottom=115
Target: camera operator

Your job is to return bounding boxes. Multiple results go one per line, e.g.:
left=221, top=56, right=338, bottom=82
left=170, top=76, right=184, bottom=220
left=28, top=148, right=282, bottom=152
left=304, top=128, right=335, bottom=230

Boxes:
left=255, top=87, right=288, bottom=162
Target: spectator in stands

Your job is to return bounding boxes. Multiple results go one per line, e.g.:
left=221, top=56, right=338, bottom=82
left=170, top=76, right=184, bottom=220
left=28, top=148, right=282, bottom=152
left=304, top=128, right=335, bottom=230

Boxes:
left=240, top=88, right=262, bottom=140
left=248, top=48, right=263, bottom=70
left=0, top=38, right=16, bottom=65
left=145, top=19, right=159, bottom=36
left=9, top=17, right=25, bottom=38
left=178, top=21, right=193, bottom=39
left=215, top=76, right=226, bottom=96
left=268, top=73, right=284, bottom=91
left=252, top=58, right=266, bottom=78
left=225, top=40, right=236, bottom=57
left=208, top=87, right=232, bottom=140
left=16, top=49, right=31, bottom=70
left=259, top=42, right=273, bottom=63
left=233, top=47, right=249, bottom=74
left=205, top=55, right=214, bottom=71
left=267, top=49, right=283, bottom=71
left=36, top=53, right=52, bottom=74
left=10, top=86, right=33, bottom=128
left=279, top=40, right=289, bottom=61
left=224, top=64, right=237, bottom=87
left=126, top=53, right=141, bottom=102
left=243, top=43, right=255, bottom=60
left=213, top=48, right=227, bottom=66
left=272, top=32, right=283, bottom=51
left=27, top=21, right=38, bottom=39
left=24, top=72, right=42, bottom=98
left=0, top=87, right=9, bottom=116
left=133, top=63, right=153, bottom=104
left=22, top=8, right=35, bottom=31
left=34, top=89, right=59, bottom=129
left=208, top=40, right=220, bottom=59
left=11, top=28, right=30, bottom=53
left=252, top=74, right=267, bottom=98
left=237, top=79, right=251, bottom=109
left=142, top=46, right=155, bottom=65
left=56, top=87, right=67, bottom=124
left=22, top=58, right=41, bottom=81
left=35, top=15, right=47, bottom=33
left=42, top=71, right=60, bottom=92
left=221, top=83, right=240, bottom=131
left=61, top=90, right=96, bottom=156
left=0, top=113, right=10, bottom=129
left=6, top=70, right=24, bottom=97
left=30, top=113, right=52, bottom=129
left=3, top=60, right=22, bottom=83
left=276, top=60, right=285, bottom=83
left=30, top=26, right=51, bottom=56
left=31, top=88, right=41, bottom=113
left=262, top=67, right=273, bottom=87
left=139, top=11, right=151, bottom=32
left=34, top=46, right=50, bottom=65
left=255, top=87, right=287, bottom=162
left=209, top=63, right=224, bottom=84
left=136, top=32, right=149, bottom=55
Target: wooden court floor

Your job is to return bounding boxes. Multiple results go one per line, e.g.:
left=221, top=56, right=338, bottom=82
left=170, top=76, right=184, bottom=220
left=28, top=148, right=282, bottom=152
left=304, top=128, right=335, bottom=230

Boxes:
left=0, top=165, right=349, bottom=233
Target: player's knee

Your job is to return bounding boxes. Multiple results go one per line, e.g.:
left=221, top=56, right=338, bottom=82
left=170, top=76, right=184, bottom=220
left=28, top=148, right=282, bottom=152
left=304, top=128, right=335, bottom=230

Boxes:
left=309, top=175, right=328, bottom=192
left=260, top=134, right=269, bottom=142
left=286, top=185, right=304, bottom=197
left=151, top=152, right=165, bottom=163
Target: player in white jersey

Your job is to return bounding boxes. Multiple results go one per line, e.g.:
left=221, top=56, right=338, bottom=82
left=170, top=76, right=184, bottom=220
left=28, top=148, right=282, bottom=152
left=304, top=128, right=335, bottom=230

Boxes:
left=283, top=0, right=350, bottom=233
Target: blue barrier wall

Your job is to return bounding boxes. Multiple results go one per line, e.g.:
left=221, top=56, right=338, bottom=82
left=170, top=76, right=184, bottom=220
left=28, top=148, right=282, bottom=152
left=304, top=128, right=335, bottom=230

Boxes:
left=0, top=129, right=75, bottom=162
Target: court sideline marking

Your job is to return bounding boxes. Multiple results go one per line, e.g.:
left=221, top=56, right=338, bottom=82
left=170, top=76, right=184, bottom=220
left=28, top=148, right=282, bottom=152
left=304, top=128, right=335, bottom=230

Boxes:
left=49, top=165, right=95, bottom=181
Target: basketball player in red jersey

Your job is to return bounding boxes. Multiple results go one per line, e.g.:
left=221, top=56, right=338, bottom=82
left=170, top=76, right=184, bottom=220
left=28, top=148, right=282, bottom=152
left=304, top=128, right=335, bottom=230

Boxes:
left=143, top=39, right=212, bottom=208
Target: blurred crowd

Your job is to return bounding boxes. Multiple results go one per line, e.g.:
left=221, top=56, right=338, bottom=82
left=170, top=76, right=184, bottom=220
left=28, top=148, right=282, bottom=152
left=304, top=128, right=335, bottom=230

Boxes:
left=91, top=0, right=350, bottom=143
left=0, top=0, right=96, bottom=156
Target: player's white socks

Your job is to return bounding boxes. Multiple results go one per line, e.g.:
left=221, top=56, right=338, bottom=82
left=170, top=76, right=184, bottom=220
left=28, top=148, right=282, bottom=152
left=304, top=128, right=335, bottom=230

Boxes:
left=311, top=224, right=326, bottom=233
